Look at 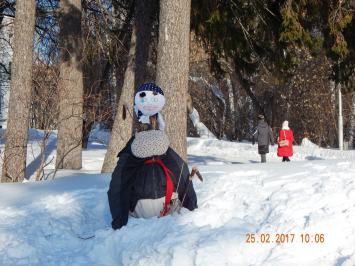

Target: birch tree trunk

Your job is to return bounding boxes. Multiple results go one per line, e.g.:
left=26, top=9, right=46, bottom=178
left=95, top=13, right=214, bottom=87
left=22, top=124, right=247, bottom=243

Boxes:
left=329, top=81, right=336, bottom=147
left=101, top=0, right=155, bottom=173
left=226, top=74, right=235, bottom=127
left=56, top=0, right=84, bottom=170
left=226, top=73, right=236, bottom=138
left=156, top=0, right=191, bottom=162
left=1, top=0, right=36, bottom=182
left=109, top=62, right=118, bottom=117
left=248, top=92, right=254, bottom=137
left=232, top=82, right=242, bottom=140
left=349, top=92, right=355, bottom=149
left=285, top=81, right=293, bottom=120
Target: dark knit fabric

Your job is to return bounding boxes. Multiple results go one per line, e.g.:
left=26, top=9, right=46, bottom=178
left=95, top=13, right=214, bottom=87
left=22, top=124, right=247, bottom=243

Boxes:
left=108, top=136, right=198, bottom=230
left=138, top=83, right=164, bottom=96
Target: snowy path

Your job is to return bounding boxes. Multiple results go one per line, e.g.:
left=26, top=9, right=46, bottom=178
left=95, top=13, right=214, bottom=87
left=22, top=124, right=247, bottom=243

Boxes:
left=187, top=137, right=355, bottom=164
left=1, top=132, right=355, bottom=265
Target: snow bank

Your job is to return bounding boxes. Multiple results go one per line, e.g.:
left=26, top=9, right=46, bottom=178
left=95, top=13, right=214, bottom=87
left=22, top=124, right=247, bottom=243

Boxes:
left=0, top=129, right=107, bottom=181
left=189, top=108, right=216, bottom=139
left=187, top=137, right=355, bottom=164
left=89, top=128, right=111, bottom=146
left=301, top=138, right=319, bottom=148
left=1, top=130, right=355, bottom=265
left=1, top=160, right=355, bottom=265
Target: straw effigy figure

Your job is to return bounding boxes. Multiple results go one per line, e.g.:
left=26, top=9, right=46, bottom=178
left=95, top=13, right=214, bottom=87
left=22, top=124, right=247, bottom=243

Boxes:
left=108, top=83, right=198, bottom=230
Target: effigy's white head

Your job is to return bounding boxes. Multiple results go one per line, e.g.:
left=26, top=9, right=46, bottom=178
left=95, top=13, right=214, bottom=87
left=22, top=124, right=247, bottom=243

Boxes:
left=134, top=83, right=165, bottom=117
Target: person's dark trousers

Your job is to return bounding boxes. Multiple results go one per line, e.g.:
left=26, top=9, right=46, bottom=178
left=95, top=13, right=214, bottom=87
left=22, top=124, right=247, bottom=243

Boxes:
left=261, top=154, right=266, bottom=163
left=282, top=157, right=290, bottom=162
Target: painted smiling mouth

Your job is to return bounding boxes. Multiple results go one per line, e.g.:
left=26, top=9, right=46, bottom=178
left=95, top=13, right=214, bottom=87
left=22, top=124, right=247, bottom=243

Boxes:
left=143, top=105, right=157, bottom=111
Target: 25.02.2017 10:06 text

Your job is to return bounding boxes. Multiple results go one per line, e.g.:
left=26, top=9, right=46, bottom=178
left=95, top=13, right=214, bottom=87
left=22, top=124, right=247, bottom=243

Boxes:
left=246, top=233, right=324, bottom=243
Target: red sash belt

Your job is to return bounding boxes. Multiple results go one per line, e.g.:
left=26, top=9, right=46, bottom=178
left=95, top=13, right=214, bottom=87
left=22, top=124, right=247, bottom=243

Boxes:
left=144, top=159, right=174, bottom=217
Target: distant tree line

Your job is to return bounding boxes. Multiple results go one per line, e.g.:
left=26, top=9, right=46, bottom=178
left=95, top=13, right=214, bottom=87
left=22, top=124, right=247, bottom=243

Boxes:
left=0, top=0, right=354, bottom=183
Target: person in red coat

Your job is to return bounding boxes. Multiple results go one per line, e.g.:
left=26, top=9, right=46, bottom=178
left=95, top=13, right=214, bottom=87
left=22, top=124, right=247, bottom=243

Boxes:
left=277, top=121, right=294, bottom=162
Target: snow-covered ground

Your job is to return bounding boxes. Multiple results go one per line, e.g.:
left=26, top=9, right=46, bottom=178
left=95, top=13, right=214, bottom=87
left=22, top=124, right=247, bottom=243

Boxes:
left=1, top=129, right=355, bottom=265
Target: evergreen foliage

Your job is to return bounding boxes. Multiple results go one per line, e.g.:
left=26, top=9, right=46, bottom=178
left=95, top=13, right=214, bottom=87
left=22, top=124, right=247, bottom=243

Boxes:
left=191, top=0, right=355, bottom=91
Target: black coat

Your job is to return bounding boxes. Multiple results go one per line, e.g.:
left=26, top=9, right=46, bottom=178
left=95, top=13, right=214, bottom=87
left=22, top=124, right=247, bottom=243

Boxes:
left=107, top=136, right=198, bottom=230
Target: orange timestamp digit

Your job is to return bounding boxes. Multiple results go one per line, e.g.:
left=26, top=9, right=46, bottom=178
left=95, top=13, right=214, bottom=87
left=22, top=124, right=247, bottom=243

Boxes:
left=275, top=234, right=295, bottom=243
left=246, top=234, right=275, bottom=243
left=246, top=234, right=295, bottom=243
left=246, top=234, right=324, bottom=243
left=301, top=234, right=324, bottom=243
left=246, top=233, right=256, bottom=243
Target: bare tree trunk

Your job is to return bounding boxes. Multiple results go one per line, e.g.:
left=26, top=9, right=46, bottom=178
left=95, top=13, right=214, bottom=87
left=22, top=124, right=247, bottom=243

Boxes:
left=285, top=81, right=293, bottom=120
left=248, top=92, right=254, bottom=137
left=156, top=0, right=191, bottom=162
left=187, top=92, right=194, bottom=115
left=56, top=0, right=84, bottom=170
left=101, top=0, right=155, bottom=173
left=226, top=74, right=235, bottom=126
left=208, top=88, right=218, bottom=136
left=1, top=0, right=36, bottom=183
left=271, top=86, right=278, bottom=140
left=82, top=118, right=93, bottom=149
left=349, top=92, right=355, bottom=149
left=232, top=82, right=242, bottom=140
left=109, top=62, right=118, bottom=117
left=329, top=80, right=336, bottom=147
left=81, top=60, right=112, bottom=149
left=226, top=73, right=236, bottom=138
left=244, top=86, right=268, bottom=121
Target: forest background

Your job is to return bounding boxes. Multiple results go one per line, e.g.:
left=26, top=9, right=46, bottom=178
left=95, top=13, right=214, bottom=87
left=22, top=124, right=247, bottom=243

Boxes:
left=0, top=0, right=355, bottom=183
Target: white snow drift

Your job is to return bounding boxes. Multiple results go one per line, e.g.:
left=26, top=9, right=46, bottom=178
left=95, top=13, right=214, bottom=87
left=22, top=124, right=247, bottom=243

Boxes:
left=0, top=130, right=355, bottom=265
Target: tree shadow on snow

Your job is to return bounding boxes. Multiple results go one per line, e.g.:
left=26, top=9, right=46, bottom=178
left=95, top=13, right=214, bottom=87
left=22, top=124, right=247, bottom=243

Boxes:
left=25, top=137, right=57, bottom=180
left=187, top=154, right=244, bottom=165
left=305, top=156, right=324, bottom=160
left=334, top=255, right=351, bottom=266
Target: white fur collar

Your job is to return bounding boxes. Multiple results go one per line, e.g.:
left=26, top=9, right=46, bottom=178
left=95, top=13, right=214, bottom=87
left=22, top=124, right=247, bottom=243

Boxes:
left=282, top=126, right=290, bottom=130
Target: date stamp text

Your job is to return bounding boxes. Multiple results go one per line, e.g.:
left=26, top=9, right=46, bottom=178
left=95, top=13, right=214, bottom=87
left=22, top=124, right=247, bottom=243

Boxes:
left=246, top=234, right=324, bottom=243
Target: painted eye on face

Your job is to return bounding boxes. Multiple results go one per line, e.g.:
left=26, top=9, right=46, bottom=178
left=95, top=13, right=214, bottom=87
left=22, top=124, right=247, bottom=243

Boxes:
left=140, top=98, right=146, bottom=103
left=151, top=97, right=158, bottom=102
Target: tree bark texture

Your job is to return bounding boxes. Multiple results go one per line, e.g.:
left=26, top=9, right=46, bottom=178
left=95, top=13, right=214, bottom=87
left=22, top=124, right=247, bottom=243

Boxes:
left=1, top=0, right=36, bottom=182
left=231, top=80, right=242, bottom=141
left=248, top=93, right=254, bottom=136
left=109, top=62, right=118, bottom=117
left=187, top=92, right=194, bottom=115
left=349, top=93, right=355, bottom=149
left=271, top=86, right=277, bottom=141
left=156, top=0, right=191, bottom=162
left=101, top=0, right=155, bottom=173
left=244, top=86, right=268, bottom=122
left=329, top=81, right=336, bottom=147
left=226, top=73, right=236, bottom=139
left=56, top=0, right=84, bottom=170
